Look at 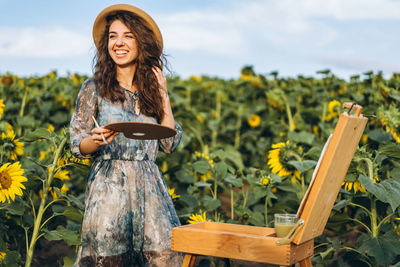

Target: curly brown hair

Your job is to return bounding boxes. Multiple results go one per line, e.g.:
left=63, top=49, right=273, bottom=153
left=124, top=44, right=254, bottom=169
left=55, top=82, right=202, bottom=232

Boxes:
left=93, top=11, right=166, bottom=122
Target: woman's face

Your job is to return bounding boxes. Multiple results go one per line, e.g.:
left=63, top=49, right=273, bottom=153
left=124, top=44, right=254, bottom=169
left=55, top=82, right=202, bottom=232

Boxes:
left=108, top=20, right=138, bottom=67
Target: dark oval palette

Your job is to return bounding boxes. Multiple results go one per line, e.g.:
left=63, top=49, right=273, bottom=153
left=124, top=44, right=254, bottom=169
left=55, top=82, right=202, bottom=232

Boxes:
left=104, top=122, right=177, bottom=140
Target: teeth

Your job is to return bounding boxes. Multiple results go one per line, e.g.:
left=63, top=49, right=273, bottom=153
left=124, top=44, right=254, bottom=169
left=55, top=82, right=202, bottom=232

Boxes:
left=116, top=51, right=127, bottom=55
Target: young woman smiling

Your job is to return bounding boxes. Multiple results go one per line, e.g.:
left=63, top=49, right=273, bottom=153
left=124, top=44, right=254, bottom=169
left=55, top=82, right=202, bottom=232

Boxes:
left=69, top=4, right=183, bottom=266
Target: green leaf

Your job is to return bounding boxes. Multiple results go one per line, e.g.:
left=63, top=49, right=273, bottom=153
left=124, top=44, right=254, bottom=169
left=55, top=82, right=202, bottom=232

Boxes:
left=379, top=142, right=400, bottom=159
left=17, top=115, right=35, bottom=128
left=288, top=160, right=317, bottom=173
left=207, top=119, right=219, bottom=131
left=244, top=174, right=259, bottom=186
left=174, top=169, right=194, bottom=184
left=269, top=173, right=282, bottom=183
left=179, top=194, right=198, bottom=208
left=203, top=198, right=221, bottom=211
left=194, top=181, right=212, bottom=187
left=191, top=160, right=211, bottom=174
left=3, top=199, right=25, bottom=215
left=391, top=167, right=400, bottom=180
left=61, top=206, right=83, bottom=223
left=250, top=211, right=265, bottom=227
left=224, top=146, right=244, bottom=170
left=215, top=162, right=228, bottom=179
left=4, top=250, right=21, bottom=267
left=63, top=256, right=75, bottom=267
left=357, top=231, right=400, bottom=265
left=50, top=111, right=69, bottom=124
left=368, top=129, right=392, bottom=143
left=332, top=199, right=349, bottom=211
left=22, top=128, right=52, bottom=141
left=223, top=174, right=243, bottom=187
left=213, top=149, right=226, bottom=161
left=253, top=187, right=267, bottom=200
left=359, top=175, right=400, bottom=211
left=53, top=188, right=85, bottom=210
left=277, top=183, right=300, bottom=193
left=44, top=226, right=81, bottom=246
left=288, top=131, right=315, bottom=145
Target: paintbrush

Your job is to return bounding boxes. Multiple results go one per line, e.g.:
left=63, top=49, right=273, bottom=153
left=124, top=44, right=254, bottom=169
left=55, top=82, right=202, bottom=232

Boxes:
left=91, top=116, right=109, bottom=145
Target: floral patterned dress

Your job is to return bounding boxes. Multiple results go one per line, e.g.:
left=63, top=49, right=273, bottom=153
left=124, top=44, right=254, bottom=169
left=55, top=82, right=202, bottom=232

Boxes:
left=69, top=79, right=183, bottom=266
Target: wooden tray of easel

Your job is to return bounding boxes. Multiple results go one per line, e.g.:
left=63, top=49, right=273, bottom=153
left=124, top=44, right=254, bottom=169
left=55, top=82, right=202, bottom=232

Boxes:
left=171, top=103, right=368, bottom=267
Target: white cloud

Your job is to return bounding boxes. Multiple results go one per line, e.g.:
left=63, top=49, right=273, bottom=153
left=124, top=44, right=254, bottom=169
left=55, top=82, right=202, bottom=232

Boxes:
left=320, top=55, right=400, bottom=73
left=158, top=0, right=400, bottom=55
left=0, top=27, right=91, bottom=58
left=159, top=11, right=244, bottom=55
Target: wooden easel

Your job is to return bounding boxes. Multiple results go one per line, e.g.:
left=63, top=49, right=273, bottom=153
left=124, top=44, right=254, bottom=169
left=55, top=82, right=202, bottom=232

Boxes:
left=171, top=103, right=368, bottom=266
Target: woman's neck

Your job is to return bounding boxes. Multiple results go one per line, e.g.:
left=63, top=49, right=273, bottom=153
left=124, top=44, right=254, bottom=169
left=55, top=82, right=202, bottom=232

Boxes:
left=116, top=63, right=137, bottom=91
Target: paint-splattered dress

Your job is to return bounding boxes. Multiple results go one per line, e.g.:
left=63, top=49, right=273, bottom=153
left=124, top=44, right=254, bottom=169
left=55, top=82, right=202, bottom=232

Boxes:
left=69, top=79, right=183, bottom=266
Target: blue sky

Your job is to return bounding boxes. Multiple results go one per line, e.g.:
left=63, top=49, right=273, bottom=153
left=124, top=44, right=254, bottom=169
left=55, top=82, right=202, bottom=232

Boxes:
left=0, top=0, right=399, bottom=79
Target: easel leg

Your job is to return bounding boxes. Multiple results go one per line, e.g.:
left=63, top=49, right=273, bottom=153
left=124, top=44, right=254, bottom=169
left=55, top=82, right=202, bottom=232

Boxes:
left=182, top=254, right=196, bottom=267
left=299, top=257, right=312, bottom=267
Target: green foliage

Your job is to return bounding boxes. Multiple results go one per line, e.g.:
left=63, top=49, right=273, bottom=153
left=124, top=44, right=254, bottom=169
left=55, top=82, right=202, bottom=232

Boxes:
left=1, top=69, right=400, bottom=266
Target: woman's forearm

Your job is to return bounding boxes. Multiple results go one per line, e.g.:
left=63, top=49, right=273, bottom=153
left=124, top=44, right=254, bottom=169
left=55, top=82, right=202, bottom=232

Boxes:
left=161, top=94, right=175, bottom=129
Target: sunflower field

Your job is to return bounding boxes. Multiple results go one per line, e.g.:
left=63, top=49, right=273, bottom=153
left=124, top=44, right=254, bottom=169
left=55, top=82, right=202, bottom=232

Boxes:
left=0, top=66, right=400, bottom=267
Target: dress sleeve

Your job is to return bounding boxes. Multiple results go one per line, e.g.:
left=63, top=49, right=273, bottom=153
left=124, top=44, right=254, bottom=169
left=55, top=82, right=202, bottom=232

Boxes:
left=69, top=79, right=98, bottom=158
left=159, top=121, right=182, bottom=154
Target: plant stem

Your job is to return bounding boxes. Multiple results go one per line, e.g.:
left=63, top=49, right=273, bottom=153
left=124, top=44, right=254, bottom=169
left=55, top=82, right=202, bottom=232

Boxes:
left=186, top=85, right=191, bottom=110
left=19, top=90, right=27, bottom=117
left=376, top=213, right=394, bottom=233
left=234, top=105, right=243, bottom=149
left=230, top=186, right=234, bottom=220
left=371, top=198, right=378, bottom=238
left=284, top=98, right=295, bottom=131
left=348, top=202, right=372, bottom=217
left=321, top=102, right=327, bottom=123
left=265, top=195, right=269, bottom=226
left=25, top=137, right=67, bottom=267
left=349, top=218, right=372, bottom=234
left=242, top=188, right=248, bottom=209
left=211, top=90, right=221, bottom=149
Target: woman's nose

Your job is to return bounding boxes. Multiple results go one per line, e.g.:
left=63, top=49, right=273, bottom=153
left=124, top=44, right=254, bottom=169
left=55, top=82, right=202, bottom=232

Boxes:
left=115, top=37, right=124, bottom=46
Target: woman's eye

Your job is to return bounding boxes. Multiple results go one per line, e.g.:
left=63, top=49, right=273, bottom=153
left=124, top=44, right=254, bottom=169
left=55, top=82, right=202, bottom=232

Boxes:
left=109, top=35, right=116, bottom=39
left=126, top=35, right=134, bottom=39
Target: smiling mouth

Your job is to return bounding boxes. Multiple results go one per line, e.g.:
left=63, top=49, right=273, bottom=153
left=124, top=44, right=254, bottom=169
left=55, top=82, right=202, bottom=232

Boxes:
left=116, top=51, right=128, bottom=55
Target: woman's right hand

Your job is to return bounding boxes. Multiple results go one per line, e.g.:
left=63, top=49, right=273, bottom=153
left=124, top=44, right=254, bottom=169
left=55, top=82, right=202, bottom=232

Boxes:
left=91, top=127, right=119, bottom=146
left=79, top=127, right=119, bottom=155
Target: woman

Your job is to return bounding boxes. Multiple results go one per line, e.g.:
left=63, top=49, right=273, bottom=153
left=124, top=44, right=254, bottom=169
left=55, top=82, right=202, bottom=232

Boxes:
left=69, top=4, right=183, bottom=266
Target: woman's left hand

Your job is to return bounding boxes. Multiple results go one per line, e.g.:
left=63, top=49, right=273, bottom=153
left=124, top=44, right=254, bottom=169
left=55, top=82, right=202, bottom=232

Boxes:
left=152, top=66, right=168, bottom=97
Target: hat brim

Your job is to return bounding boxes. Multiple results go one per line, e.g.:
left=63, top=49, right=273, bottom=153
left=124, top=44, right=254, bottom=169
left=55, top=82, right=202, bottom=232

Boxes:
left=92, top=4, right=163, bottom=51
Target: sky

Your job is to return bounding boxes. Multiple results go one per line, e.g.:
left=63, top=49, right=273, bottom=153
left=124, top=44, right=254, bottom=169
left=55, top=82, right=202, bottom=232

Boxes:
left=0, top=0, right=399, bottom=80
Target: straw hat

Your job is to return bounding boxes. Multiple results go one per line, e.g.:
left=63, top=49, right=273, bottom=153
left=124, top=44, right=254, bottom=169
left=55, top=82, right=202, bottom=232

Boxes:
left=92, top=4, right=163, bottom=51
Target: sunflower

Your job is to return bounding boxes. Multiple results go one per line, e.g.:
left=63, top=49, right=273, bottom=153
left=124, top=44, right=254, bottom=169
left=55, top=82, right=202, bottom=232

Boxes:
left=0, top=162, right=27, bottom=203
left=260, top=176, right=270, bottom=186
left=267, top=141, right=300, bottom=180
left=342, top=180, right=366, bottom=193
left=189, top=75, right=202, bottom=82
left=0, top=99, right=5, bottom=119
left=47, top=124, right=55, bottom=133
left=325, top=100, right=341, bottom=121
left=51, top=184, right=69, bottom=200
left=168, top=187, right=180, bottom=199
left=248, top=114, right=261, bottom=128
left=196, top=115, right=205, bottom=123
left=0, top=126, right=24, bottom=160
left=188, top=211, right=211, bottom=224
left=381, top=117, right=400, bottom=143
left=194, top=151, right=214, bottom=167
left=199, top=170, right=212, bottom=181
left=0, top=251, right=5, bottom=260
